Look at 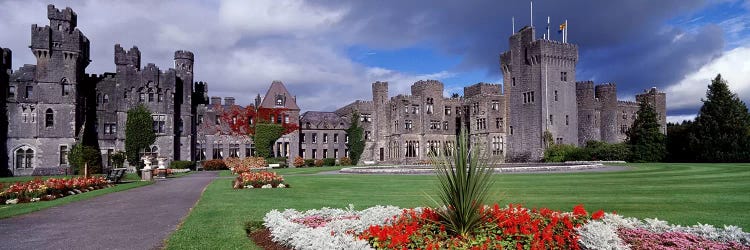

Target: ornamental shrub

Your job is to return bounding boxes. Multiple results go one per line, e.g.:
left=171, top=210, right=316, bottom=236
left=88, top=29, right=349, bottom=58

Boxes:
left=252, top=123, right=284, bottom=158
left=346, top=112, right=365, bottom=165
left=293, top=156, right=305, bottom=168
left=323, top=158, right=336, bottom=166
left=543, top=144, right=580, bottom=162
left=339, top=157, right=352, bottom=166
left=585, top=141, right=630, bottom=161
left=110, top=151, right=126, bottom=168
left=169, top=160, right=194, bottom=169
left=68, top=143, right=102, bottom=175
left=314, top=159, right=324, bottom=167
left=125, top=104, right=156, bottom=170
left=201, top=159, right=227, bottom=170
left=304, top=159, right=315, bottom=167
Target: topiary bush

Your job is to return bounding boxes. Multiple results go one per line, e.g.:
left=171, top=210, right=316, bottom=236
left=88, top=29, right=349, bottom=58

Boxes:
left=170, top=160, right=195, bottom=169
left=293, top=156, right=305, bottom=168
left=314, top=159, right=324, bottom=167
left=304, top=159, right=315, bottom=167
left=202, top=159, right=228, bottom=170
left=323, top=158, right=336, bottom=166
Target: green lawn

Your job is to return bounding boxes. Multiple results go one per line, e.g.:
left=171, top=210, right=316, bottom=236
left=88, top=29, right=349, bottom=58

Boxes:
left=165, top=163, right=750, bottom=249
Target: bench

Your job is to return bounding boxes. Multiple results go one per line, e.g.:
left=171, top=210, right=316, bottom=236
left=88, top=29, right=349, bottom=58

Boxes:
left=104, top=168, right=127, bottom=183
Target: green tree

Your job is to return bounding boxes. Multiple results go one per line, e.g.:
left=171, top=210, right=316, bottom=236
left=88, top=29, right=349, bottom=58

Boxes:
left=125, top=105, right=156, bottom=171
left=252, top=123, right=284, bottom=158
left=666, top=121, right=694, bottom=162
left=68, top=143, right=101, bottom=175
left=346, top=112, right=365, bottom=165
left=110, top=151, right=126, bottom=168
left=690, top=74, right=750, bottom=162
left=626, top=102, right=666, bottom=162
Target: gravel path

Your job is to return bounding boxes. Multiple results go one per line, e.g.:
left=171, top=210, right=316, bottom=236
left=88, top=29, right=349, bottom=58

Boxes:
left=0, top=171, right=217, bottom=250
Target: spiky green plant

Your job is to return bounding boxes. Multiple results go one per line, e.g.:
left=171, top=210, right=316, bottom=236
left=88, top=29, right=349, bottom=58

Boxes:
left=431, top=130, right=495, bottom=237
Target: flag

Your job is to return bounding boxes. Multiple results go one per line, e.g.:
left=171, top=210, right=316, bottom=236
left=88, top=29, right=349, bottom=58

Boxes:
left=558, top=23, right=566, bottom=33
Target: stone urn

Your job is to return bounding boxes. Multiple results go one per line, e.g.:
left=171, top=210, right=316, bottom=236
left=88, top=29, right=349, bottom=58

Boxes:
left=141, top=156, right=154, bottom=181
left=156, top=157, right=168, bottom=178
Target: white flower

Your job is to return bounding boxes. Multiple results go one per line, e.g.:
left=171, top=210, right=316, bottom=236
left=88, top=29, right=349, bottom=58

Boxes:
left=5, top=199, right=18, bottom=204
left=31, top=198, right=41, bottom=202
left=577, top=220, right=630, bottom=250
left=278, top=184, right=286, bottom=188
left=245, top=185, right=253, bottom=189
left=262, top=184, right=272, bottom=189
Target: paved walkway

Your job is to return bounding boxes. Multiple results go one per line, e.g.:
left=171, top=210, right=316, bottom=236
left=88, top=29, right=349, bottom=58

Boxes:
left=0, top=171, right=217, bottom=250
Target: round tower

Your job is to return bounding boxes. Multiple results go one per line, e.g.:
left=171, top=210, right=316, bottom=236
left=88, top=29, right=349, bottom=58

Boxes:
left=576, top=81, right=598, bottom=145
left=595, top=83, right=618, bottom=143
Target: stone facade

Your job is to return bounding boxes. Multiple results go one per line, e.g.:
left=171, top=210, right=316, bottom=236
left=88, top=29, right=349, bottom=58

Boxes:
left=501, top=26, right=667, bottom=160
left=334, top=80, right=507, bottom=165
left=299, top=111, right=349, bottom=160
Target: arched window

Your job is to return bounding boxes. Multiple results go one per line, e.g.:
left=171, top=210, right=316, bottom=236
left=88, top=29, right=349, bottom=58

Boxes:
left=148, top=88, right=154, bottom=102
left=103, top=94, right=109, bottom=103
left=15, top=147, right=34, bottom=169
left=61, top=78, right=70, bottom=96
left=45, top=108, right=54, bottom=128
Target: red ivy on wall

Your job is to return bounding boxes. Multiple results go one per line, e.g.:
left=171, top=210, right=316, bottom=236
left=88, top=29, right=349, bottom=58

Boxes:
left=208, top=104, right=299, bottom=137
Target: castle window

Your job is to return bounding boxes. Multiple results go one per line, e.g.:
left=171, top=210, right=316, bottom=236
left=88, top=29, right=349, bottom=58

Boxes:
left=406, top=141, right=419, bottom=158
left=566, top=115, right=569, bottom=125
left=152, top=115, right=166, bottom=134
left=284, top=114, right=289, bottom=124
left=492, top=100, right=499, bottom=110
left=139, top=93, right=145, bottom=102
left=445, top=106, right=451, bottom=115
left=492, top=137, right=502, bottom=156
left=157, top=93, right=163, bottom=102
left=443, top=121, right=449, bottom=130
left=301, top=133, right=306, bottom=143
left=412, top=105, right=419, bottom=114
left=334, top=134, right=339, bottom=143
left=45, top=109, right=54, bottom=128
left=178, top=119, right=183, bottom=133
left=247, top=144, right=255, bottom=157
left=323, top=133, right=329, bottom=143
left=275, top=95, right=284, bottom=106
left=212, top=143, right=223, bottom=159
left=394, top=120, right=399, bottom=131
left=22, top=113, right=27, bottom=123
left=430, top=120, right=440, bottom=130
left=26, top=86, right=33, bottom=98
left=8, top=86, right=15, bottom=99
left=405, top=120, right=413, bottom=130
left=512, top=77, right=516, bottom=86
left=365, top=131, right=371, bottom=140
left=334, top=149, right=339, bottom=158
left=15, top=148, right=34, bottom=169
left=549, top=115, right=553, bottom=125
left=103, top=94, right=109, bottom=103
left=345, top=134, right=349, bottom=143
left=496, top=118, right=501, bottom=129
left=361, top=113, right=372, bottom=122
left=560, top=72, right=568, bottom=82
left=323, top=149, right=328, bottom=158
left=510, top=126, right=513, bottom=135
left=60, top=145, right=69, bottom=165
left=104, top=123, right=117, bottom=135
left=124, top=91, right=128, bottom=99
left=148, top=89, right=154, bottom=102
left=426, top=98, right=434, bottom=114
left=312, top=133, right=317, bottom=144
left=196, top=143, right=207, bottom=161
left=312, top=149, right=317, bottom=159
left=554, top=91, right=558, bottom=101
left=61, top=78, right=70, bottom=96
left=31, top=113, right=36, bottom=123
left=556, top=138, right=564, bottom=144
left=229, top=144, right=240, bottom=158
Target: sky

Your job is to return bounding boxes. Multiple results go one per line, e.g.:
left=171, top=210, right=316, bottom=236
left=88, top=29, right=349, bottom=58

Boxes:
left=1, top=0, right=748, bottom=123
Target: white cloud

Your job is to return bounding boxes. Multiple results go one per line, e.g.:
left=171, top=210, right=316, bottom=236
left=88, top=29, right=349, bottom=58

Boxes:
left=665, top=46, right=750, bottom=110
left=667, top=114, right=696, bottom=124
left=218, top=0, right=346, bottom=37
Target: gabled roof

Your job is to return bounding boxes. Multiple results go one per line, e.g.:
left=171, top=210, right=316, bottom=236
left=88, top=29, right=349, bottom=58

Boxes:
left=300, top=111, right=349, bottom=129
left=260, top=80, right=300, bottom=110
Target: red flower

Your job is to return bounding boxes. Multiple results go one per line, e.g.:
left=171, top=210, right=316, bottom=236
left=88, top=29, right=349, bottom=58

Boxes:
left=592, top=210, right=605, bottom=220
left=572, top=204, right=587, bottom=216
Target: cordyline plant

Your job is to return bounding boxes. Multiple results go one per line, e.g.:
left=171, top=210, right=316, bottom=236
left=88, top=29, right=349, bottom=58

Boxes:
left=430, top=129, right=495, bottom=237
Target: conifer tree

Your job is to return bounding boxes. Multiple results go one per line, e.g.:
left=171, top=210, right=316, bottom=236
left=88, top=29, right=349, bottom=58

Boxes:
left=690, top=74, right=750, bottom=162
left=346, top=112, right=365, bottom=165
left=125, top=105, right=156, bottom=170
left=626, top=102, right=666, bottom=162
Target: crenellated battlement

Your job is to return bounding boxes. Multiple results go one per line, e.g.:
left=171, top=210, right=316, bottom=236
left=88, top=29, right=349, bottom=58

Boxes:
left=174, top=50, right=194, bottom=61
left=464, top=82, right=501, bottom=98
left=114, top=44, right=141, bottom=69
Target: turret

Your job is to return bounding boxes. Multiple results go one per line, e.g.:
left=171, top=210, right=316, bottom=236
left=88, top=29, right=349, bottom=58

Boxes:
left=595, top=83, right=618, bottom=143
left=47, top=4, right=77, bottom=31
left=114, top=44, right=141, bottom=70
left=174, top=50, right=194, bottom=104
left=636, top=87, right=667, bottom=134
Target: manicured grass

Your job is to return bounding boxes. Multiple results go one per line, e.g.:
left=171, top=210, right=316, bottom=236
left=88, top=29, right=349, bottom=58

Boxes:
left=0, top=180, right=152, bottom=219
left=165, top=163, right=750, bottom=249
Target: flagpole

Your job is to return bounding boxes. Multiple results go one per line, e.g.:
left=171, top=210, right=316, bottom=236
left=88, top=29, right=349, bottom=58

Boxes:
left=530, top=0, right=533, bottom=27
left=512, top=16, right=515, bottom=34
left=547, top=16, right=550, bottom=40
left=564, top=19, right=568, bottom=43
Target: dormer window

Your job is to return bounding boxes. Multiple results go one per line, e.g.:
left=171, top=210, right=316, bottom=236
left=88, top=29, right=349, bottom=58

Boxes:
left=275, top=95, right=284, bottom=106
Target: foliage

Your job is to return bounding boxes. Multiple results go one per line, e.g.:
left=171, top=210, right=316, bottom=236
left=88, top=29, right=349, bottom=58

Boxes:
left=543, top=130, right=554, bottom=148
left=293, top=156, right=305, bottom=168
left=304, top=159, right=315, bottom=167
left=431, top=129, right=495, bottom=237
left=359, top=204, right=604, bottom=249
left=0, top=176, right=109, bottom=202
left=323, top=158, right=336, bottom=166
left=201, top=159, right=228, bottom=171
left=543, top=144, right=582, bottom=162
left=585, top=141, right=630, bottom=161
left=689, top=74, right=750, bottom=162
left=339, top=157, right=353, bottom=166
left=224, top=157, right=267, bottom=174
left=252, top=123, right=284, bottom=158
left=68, top=144, right=102, bottom=174
left=666, top=121, right=695, bottom=162
left=212, top=105, right=299, bottom=136
left=169, top=161, right=194, bottom=169
left=314, top=159, right=324, bottom=167
left=125, top=104, right=156, bottom=169
left=346, top=112, right=365, bottom=165
left=627, top=102, right=666, bottom=162
left=110, top=151, right=126, bottom=168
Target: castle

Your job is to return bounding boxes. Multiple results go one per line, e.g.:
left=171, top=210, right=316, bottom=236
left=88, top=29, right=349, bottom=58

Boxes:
left=0, top=5, right=666, bottom=175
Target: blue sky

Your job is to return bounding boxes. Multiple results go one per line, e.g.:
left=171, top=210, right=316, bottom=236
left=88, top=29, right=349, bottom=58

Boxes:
left=0, top=0, right=748, bottom=122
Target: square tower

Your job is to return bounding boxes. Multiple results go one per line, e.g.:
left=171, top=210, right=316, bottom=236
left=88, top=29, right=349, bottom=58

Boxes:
left=500, top=26, right=579, bottom=160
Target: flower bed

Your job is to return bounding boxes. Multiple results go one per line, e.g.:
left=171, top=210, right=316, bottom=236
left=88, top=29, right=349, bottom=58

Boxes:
left=226, top=157, right=268, bottom=174
left=234, top=171, right=287, bottom=189
left=0, top=176, right=111, bottom=204
left=263, top=205, right=750, bottom=250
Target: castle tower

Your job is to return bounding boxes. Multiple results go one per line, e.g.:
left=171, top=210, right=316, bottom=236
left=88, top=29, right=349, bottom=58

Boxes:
left=372, top=81, right=388, bottom=162
left=114, top=44, right=141, bottom=72
left=636, top=87, right=667, bottom=134
left=500, top=26, right=579, bottom=159
left=0, top=48, right=10, bottom=176
left=174, top=50, right=195, bottom=161
left=576, top=81, right=599, bottom=145
left=595, top=83, right=618, bottom=143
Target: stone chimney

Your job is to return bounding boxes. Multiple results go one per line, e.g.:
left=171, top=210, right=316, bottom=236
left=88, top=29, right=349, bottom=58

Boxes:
left=224, top=97, right=235, bottom=106
left=210, top=96, right=221, bottom=105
